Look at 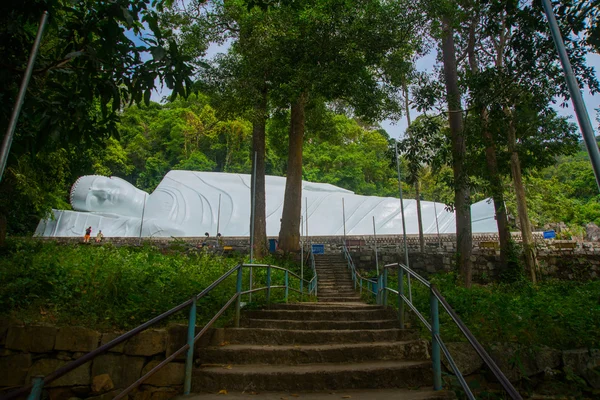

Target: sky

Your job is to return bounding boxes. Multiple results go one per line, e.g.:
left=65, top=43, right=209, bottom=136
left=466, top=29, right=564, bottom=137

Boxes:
left=152, top=39, right=600, bottom=142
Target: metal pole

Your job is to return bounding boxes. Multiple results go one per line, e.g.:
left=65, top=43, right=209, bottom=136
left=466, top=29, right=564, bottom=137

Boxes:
left=235, top=266, right=242, bottom=327
left=0, top=11, right=49, bottom=183
left=342, top=197, right=346, bottom=240
left=305, top=197, right=309, bottom=243
left=373, top=216, right=379, bottom=275
left=300, top=216, right=304, bottom=295
left=250, top=152, right=257, bottom=262
left=433, top=197, right=442, bottom=249
left=266, top=265, right=271, bottom=306
left=138, top=193, right=147, bottom=244
left=27, top=376, right=45, bottom=400
left=216, top=193, right=221, bottom=247
left=541, top=0, right=600, bottom=192
left=184, top=298, right=197, bottom=395
left=395, top=142, right=412, bottom=301
left=398, top=268, right=405, bottom=328
left=249, top=152, right=257, bottom=302
left=430, top=289, right=442, bottom=390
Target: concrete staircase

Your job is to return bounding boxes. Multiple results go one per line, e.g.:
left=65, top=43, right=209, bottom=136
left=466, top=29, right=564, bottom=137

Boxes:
left=189, top=254, right=445, bottom=399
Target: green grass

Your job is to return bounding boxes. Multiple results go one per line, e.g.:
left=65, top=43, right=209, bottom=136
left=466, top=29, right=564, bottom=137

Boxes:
left=367, top=271, right=600, bottom=350
left=0, top=239, right=310, bottom=330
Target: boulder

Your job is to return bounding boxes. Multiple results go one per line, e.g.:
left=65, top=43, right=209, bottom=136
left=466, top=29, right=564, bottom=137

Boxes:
left=91, top=353, right=145, bottom=389
left=586, top=223, right=600, bottom=242
left=55, top=327, right=101, bottom=352
left=91, top=374, right=114, bottom=393
left=0, top=353, right=32, bottom=386
left=563, top=348, right=600, bottom=389
left=488, top=343, right=536, bottom=382
left=141, top=361, right=184, bottom=386
left=27, top=359, right=90, bottom=387
left=5, top=325, right=56, bottom=353
left=441, top=342, right=483, bottom=376
left=124, top=329, right=166, bottom=356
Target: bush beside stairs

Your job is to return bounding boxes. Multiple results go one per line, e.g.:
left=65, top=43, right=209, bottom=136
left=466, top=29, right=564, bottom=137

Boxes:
left=186, top=254, right=449, bottom=399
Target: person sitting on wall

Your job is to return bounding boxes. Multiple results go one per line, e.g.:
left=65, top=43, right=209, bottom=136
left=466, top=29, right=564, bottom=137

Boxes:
left=95, top=230, right=104, bottom=243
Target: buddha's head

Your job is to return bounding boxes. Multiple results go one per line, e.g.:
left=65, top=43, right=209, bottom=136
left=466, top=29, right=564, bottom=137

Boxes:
left=70, top=175, right=148, bottom=217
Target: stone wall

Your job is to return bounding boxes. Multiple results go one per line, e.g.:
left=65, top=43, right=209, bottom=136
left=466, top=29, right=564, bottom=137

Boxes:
left=35, top=234, right=600, bottom=282
left=0, top=320, right=220, bottom=400
left=441, top=342, right=599, bottom=396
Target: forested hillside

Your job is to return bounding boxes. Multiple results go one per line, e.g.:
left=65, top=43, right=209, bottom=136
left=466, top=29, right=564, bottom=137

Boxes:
left=2, top=88, right=598, bottom=236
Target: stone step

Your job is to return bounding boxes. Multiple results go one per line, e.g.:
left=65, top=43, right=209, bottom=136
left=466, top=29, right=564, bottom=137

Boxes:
left=244, top=309, right=395, bottom=321
left=183, top=388, right=450, bottom=400
left=192, top=360, right=432, bottom=391
left=242, top=318, right=399, bottom=330
left=211, top=328, right=419, bottom=345
left=317, top=292, right=359, bottom=297
left=268, top=303, right=378, bottom=311
left=318, top=296, right=363, bottom=303
left=199, top=341, right=429, bottom=365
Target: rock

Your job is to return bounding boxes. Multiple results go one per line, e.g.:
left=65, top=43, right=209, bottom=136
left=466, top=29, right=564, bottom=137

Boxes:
left=0, top=353, right=32, bottom=386
left=534, top=347, right=561, bottom=372
left=488, top=343, right=536, bottom=382
left=563, top=348, right=600, bottom=389
left=141, top=361, right=185, bottom=386
left=586, top=223, right=600, bottom=242
left=124, top=329, right=166, bottom=356
left=0, top=317, right=19, bottom=346
left=92, top=374, right=114, bottom=393
left=55, top=327, right=101, bottom=352
left=441, top=342, right=483, bottom=376
left=5, top=325, right=56, bottom=352
left=91, top=353, right=145, bottom=389
left=27, top=358, right=90, bottom=387
left=100, top=332, right=126, bottom=353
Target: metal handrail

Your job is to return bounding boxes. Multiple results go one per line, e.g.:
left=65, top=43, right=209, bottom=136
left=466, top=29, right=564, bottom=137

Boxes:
left=375, top=262, right=522, bottom=400
left=342, top=242, right=376, bottom=296
left=2, top=262, right=313, bottom=400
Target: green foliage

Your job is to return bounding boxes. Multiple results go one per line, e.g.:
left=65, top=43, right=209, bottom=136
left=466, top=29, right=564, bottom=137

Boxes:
left=0, top=239, right=307, bottom=330
left=383, top=272, right=600, bottom=350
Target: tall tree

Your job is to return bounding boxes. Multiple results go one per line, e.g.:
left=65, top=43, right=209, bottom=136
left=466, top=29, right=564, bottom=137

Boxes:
left=0, top=0, right=193, bottom=241
left=440, top=15, right=473, bottom=286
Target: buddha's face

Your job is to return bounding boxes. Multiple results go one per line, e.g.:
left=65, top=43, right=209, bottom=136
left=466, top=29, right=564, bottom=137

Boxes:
left=71, top=176, right=147, bottom=217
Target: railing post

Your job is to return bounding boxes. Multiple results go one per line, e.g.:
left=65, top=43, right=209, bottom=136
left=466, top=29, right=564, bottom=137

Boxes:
left=383, top=267, right=388, bottom=308
left=235, top=266, right=243, bottom=327
left=266, top=265, right=271, bottom=306
left=359, top=278, right=362, bottom=296
left=430, top=288, right=442, bottom=391
left=27, top=376, right=44, bottom=400
left=284, top=270, right=289, bottom=303
left=398, top=268, right=405, bottom=329
left=184, top=297, right=197, bottom=395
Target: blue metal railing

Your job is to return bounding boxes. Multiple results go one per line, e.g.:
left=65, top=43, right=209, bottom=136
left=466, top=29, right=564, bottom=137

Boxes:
left=378, top=262, right=522, bottom=400
left=342, top=244, right=522, bottom=400
left=342, top=243, right=377, bottom=296
left=2, top=262, right=315, bottom=400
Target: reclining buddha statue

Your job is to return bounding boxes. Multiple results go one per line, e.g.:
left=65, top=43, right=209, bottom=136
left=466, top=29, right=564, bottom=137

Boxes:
left=35, top=170, right=498, bottom=237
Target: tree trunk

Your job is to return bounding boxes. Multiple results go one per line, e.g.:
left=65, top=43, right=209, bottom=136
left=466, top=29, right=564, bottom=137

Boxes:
left=415, top=180, right=425, bottom=252
left=278, top=92, right=307, bottom=253
left=465, top=10, right=512, bottom=272
left=441, top=17, right=472, bottom=287
left=251, top=86, right=268, bottom=259
left=505, top=106, right=537, bottom=283
left=479, top=108, right=512, bottom=271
